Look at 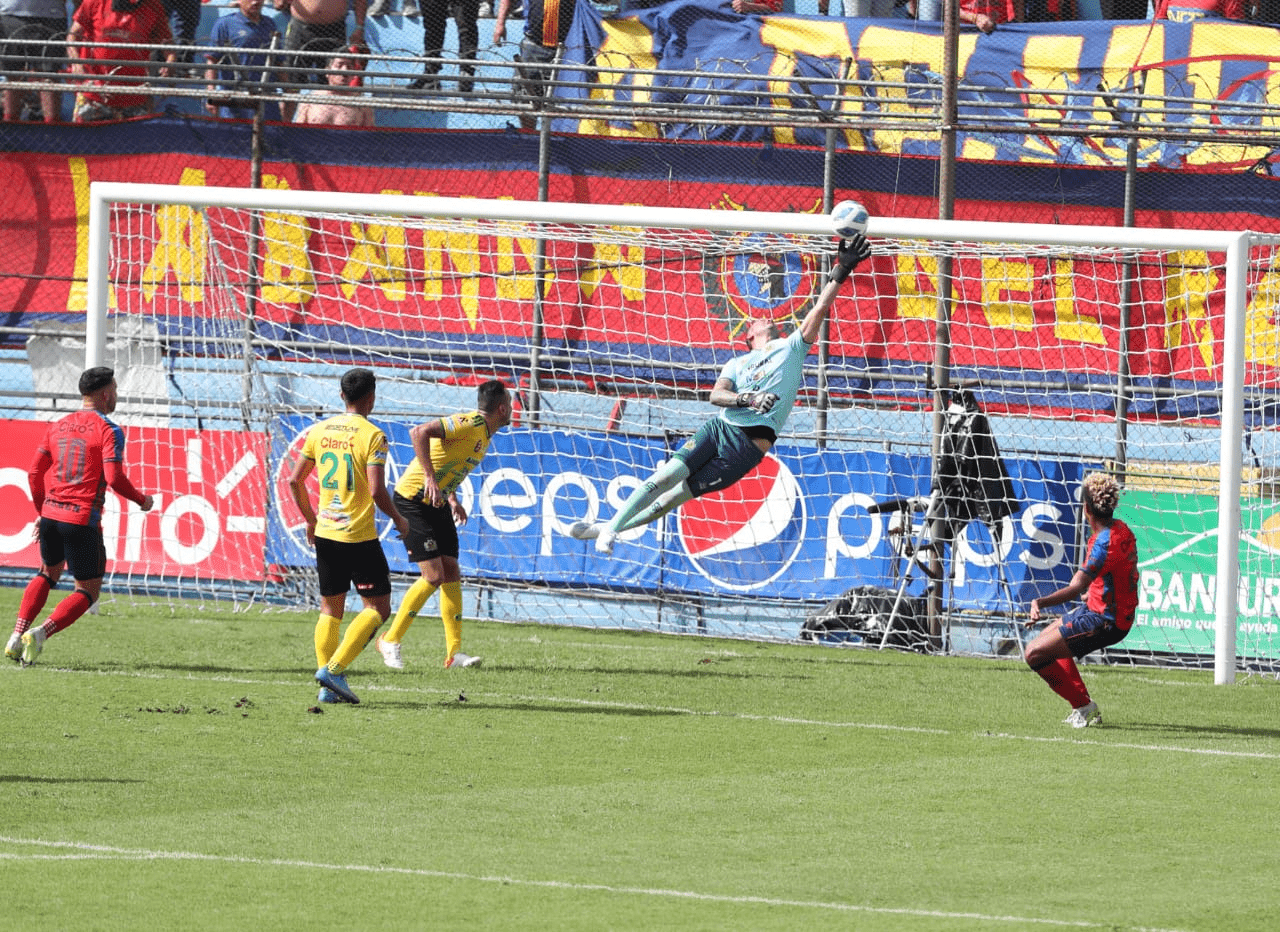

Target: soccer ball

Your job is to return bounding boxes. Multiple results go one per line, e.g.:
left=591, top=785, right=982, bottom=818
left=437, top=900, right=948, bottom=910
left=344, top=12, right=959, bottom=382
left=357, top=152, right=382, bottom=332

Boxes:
left=829, top=200, right=870, bottom=238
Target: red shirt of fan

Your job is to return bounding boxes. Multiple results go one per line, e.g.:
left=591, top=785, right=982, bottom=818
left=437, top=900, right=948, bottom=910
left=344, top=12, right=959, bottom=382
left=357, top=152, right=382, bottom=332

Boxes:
left=30, top=409, right=128, bottom=527
left=73, top=0, right=173, bottom=110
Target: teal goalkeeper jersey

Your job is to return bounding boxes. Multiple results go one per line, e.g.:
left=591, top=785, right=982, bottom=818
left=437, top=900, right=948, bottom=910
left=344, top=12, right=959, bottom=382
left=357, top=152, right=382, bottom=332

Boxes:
left=716, top=328, right=812, bottom=435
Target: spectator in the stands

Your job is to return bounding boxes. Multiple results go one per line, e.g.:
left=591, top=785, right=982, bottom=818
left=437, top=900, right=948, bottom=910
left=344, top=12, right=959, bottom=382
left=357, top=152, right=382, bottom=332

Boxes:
left=161, top=0, right=199, bottom=61
left=367, top=0, right=419, bottom=19
left=205, top=0, right=282, bottom=121
left=292, top=52, right=374, bottom=125
left=1025, top=0, right=1075, bottom=19
left=958, top=0, right=1022, bottom=31
left=68, top=0, right=176, bottom=123
left=818, top=0, right=916, bottom=17
left=406, top=0, right=481, bottom=93
left=730, top=0, right=781, bottom=11
left=1099, top=0, right=1148, bottom=14
left=0, top=0, right=68, bottom=123
left=494, top=0, right=578, bottom=130
left=274, top=0, right=366, bottom=120
left=1154, top=0, right=1244, bottom=19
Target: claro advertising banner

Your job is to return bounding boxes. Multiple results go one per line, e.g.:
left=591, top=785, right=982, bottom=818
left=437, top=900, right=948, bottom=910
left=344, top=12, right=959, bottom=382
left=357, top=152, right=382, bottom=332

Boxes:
left=0, top=419, right=267, bottom=582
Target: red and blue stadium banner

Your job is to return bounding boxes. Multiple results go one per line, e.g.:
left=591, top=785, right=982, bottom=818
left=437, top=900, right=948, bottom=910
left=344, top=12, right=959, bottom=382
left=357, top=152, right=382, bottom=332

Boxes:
left=565, top=2, right=1280, bottom=171
left=1, top=134, right=1277, bottom=423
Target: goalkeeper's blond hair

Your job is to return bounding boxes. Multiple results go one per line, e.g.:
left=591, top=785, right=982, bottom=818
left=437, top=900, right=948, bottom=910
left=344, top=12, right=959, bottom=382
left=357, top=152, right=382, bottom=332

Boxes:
left=1082, top=472, right=1121, bottom=520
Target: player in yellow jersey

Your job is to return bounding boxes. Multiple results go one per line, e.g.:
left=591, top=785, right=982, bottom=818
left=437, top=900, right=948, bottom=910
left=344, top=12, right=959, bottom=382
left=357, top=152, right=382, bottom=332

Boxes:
left=376, top=379, right=512, bottom=670
left=288, top=368, right=408, bottom=705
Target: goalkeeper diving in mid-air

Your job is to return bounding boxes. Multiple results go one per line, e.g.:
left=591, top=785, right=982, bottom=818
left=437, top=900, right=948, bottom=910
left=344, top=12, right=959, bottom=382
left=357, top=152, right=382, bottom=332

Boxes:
left=569, top=233, right=872, bottom=555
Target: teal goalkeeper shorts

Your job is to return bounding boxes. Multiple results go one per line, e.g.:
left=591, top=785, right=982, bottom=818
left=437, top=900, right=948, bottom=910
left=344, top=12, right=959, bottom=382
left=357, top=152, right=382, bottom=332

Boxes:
left=674, top=418, right=766, bottom=498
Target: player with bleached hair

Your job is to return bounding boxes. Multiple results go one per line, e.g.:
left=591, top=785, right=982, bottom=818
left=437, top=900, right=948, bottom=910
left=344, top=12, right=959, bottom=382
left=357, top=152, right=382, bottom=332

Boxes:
left=568, top=234, right=872, bottom=556
left=1025, top=472, right=1139, bottom=728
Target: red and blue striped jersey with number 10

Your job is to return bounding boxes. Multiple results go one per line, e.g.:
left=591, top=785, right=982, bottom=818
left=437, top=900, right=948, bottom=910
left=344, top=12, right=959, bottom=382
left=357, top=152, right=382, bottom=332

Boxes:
left=31, top=409, right=127, bottom=528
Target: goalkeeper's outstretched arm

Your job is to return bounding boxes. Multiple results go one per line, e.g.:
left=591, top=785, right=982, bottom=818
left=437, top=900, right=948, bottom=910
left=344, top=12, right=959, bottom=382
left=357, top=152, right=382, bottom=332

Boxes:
left=798, top=234, right=872, bottom=345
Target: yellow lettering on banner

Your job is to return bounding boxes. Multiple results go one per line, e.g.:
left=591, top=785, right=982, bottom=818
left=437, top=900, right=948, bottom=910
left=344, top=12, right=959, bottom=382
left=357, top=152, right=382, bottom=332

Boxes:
left=861, top=26, right=959, bottom=156
left=1051, top=258, right=1104, bottom=344
left=339, top=191, right=408, bottom=302
left=895, top=251, right=939, bottom=320
left=757, top=19, right=856, bottom=146
left=493, top=233, right=539, bottom=303
left=423, top=227, right=483, bottom=326
left=1246, top=268, right=1280, bottom=371
left=1016, top=35, right=1087, bottom=163
left=259, top=175, right=315, bottom=305
left=581, top=24, right=659, bottom=138
left=1163, top=250, right=1218, bottom=373
left=66, top=157, right=116, bottom=312
left=141, top=167, right=207, bottom=303
left=1183, top=23, right=1279, bottom=167
left=580, top=232, right=645, bottom=302
left=981, top=257, right=1034, bottom=331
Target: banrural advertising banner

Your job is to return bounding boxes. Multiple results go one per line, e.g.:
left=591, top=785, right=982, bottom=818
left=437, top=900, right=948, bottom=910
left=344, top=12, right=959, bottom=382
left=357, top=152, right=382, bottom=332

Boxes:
left=1128, top=489, right=1280, bottom=660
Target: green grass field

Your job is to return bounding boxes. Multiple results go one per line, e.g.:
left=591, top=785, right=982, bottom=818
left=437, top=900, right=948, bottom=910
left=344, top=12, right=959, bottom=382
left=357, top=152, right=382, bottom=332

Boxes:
left=4, top=587, right=1279, bottom=931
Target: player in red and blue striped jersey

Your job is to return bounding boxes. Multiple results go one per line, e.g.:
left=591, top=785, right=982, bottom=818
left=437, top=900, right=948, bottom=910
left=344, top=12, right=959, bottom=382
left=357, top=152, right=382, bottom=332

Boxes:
left=6, top=367, right=154, bottom=665
left=1025, top=472, right=1139, bottom=728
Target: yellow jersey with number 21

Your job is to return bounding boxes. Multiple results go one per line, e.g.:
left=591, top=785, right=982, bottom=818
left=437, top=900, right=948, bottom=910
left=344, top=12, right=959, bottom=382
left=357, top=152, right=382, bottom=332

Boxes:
left=300, top=412, right=389, bottom=543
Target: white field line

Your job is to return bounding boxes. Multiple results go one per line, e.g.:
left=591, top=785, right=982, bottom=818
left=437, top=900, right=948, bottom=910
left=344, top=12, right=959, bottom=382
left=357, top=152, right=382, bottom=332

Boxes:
left=0, top=836, right=1190, bottom=932
left=12, top=664, right=1280, bottom=761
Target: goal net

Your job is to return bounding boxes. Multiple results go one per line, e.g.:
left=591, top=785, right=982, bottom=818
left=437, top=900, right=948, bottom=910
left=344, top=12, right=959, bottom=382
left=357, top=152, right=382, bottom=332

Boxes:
left=84, top=182, right=1278, bottom=680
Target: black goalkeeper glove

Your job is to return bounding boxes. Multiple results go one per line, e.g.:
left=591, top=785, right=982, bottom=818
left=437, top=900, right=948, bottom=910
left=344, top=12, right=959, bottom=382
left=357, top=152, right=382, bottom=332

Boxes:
left=737, top=391, right=780, bottom=413
left=827, top=233, right=872, bottom=285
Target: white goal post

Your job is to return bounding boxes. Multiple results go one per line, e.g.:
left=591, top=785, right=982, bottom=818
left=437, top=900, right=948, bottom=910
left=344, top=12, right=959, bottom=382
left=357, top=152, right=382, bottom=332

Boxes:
left=85, top=181, right=1266, bottom=684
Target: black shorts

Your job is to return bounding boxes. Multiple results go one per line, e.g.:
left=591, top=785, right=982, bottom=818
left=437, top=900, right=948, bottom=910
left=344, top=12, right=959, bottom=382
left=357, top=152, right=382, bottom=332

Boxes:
left=283, top=17, right=346, bottom=87
left=675, top=418, right=767, bottom=498
left=394, top=492, right=459, bottom=564
left=314, top=536, right=392, bottom=598
left=38, top=518, right=106, bottom=582
left=0, top=15, right=67, bottom=75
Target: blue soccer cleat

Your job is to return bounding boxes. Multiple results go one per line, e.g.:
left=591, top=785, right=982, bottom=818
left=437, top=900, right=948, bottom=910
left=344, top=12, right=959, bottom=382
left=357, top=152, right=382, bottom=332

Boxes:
left=317, top=686, right=341, bottom=703
left=315, top=666, right=359, bottom=704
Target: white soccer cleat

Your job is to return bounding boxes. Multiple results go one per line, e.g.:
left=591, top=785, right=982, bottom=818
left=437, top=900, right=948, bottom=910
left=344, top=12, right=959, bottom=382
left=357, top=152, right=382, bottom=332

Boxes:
left=5, top=632, right=22, bottom=663
left=20, top=627, right=46, bottom=666
left=445, top=651, right=483, bottom=669
left=594, top=528, right=617, bottom=555
left=568, top=521, right=600, bottom=541
left=376, top=635, right=405, bottom=670
left=1063, top=700, right=1101, bottom=729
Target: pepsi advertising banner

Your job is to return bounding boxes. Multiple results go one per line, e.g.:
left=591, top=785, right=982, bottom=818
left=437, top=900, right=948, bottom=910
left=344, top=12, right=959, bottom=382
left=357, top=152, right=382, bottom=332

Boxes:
left=269, top=415, right=1088, bottom=609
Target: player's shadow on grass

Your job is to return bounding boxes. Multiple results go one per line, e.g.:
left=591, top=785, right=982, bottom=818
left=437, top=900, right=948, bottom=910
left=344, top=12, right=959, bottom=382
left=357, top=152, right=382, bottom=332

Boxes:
left=0, top=775, right=144, bottom=785
left=1122, top=721, right=1280, bottom=741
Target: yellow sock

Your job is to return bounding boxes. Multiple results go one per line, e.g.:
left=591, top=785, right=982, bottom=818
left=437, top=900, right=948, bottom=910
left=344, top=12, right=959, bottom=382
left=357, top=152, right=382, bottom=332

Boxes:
left=327, top=607, right=383, bottom=673
left=441, top=581, right=463, bottom=662
left=385, top=577, right=436, bottom=644
left=314, top=614, right=341, bottom=668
